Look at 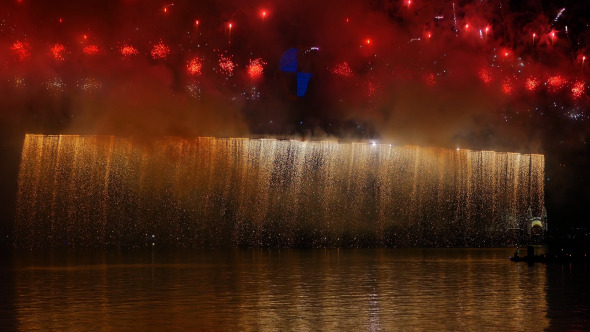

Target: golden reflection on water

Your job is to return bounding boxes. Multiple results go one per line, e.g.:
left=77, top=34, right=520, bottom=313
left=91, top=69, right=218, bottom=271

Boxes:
left=12, top=249, right=549, bottom=331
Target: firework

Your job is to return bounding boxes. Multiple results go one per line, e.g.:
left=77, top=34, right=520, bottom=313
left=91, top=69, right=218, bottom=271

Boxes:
left=77, top=77, right=102, bottom=92
left=44, top=77, right=65, bottom=95
left=187, top=57, right=203, bottom=75
left=247, top=58, right=266, bottom=79
left=50, top=43, right=66, bottom=61
left=218, top=54, right=237, bottom=76
left=228, top=22, right=233, bottom=44
left=367, top=80, right=378, bottom=97
left=330, top=62, right=353, bottom=78
left=552, top=8, right=566, bottom=25
left=502, top=78, right=513, bottom=95
left=11, top=41, right=30, bottom=61
left=547, top=75, right=567, bottom=93
left=525, top=76, right=540, bottom=92
left=83, top=45, right=100, bottom=56
left=479, top=69, right=493, bottom=84
left=150, top=41, right=170, bottom=60
left=120, top=45, right=139, bottom=58
left=186, top=82, right=201, bottom=99
left=424, top=73, right=436, bottom=87
left=572, top=81, right=585, bottom=99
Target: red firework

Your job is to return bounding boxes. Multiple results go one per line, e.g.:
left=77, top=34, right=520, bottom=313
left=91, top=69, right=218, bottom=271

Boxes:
left=478, top=69, right=493, bottom=84
left=83, top=45, right=100, bottom=56
left=502, top=78, right=513, bottom=95
left=547, top=75, right=567, bottom=93
left=424, top=73, right=436, bottom=87
left=571, top=81, right=585, bottom=99
left=151, top=41, right=170, bottom=60
left=11, top=40, right=30, bottom=61
left=120, top=45, right=139, bottom=58
left=247, top=58, right=266, bottom=79
left=330, top=62, right=353, bottom=78
left=368, top=80, right=377, bottom=97
left=525, top=76, right=540, bottom=92
left=51, top=43, right=66, bottom=61
left=187, top=57, right=203, bottom=75
left=218, top=55, right=236, bottom=76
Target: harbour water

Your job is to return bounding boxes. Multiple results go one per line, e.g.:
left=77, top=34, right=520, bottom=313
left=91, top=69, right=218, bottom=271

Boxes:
left=2, top=248, right=588, bottom=331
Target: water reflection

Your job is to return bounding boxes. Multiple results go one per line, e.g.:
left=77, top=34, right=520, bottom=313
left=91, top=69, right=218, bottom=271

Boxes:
left=10, top=249, right=553, bottom=330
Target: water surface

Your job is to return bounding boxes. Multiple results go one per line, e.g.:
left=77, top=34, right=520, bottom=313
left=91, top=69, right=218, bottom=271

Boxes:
left=2, top=248, right=588, bottom=331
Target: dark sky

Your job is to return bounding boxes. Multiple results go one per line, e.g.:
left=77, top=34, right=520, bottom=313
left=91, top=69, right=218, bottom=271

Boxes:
left=1, top=0, right=590, bottom=238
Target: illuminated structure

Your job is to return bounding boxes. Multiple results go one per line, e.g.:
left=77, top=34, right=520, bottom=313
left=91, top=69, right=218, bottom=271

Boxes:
left=15, top=135, right=545, bottom=248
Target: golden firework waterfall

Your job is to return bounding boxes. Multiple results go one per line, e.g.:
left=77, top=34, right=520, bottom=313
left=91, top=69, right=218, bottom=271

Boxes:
left=15, top=134, right=545, bottom=248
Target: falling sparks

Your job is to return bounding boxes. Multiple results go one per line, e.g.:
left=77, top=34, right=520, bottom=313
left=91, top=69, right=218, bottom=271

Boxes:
left=120, top=45, right=139, bottom=58
left=50, top=43, right=66, bottom=61
left=247, top=58, right=266, bottom=79
left=15, top=135, right=546, bottom=248
left=11, top=40, right=30, bottom=61
left=150, top=41, right=170, bottom=60
left=218, top=54, right=237, bottom=76
left=187, top=57, right=203, bottom=75
left=330, top=62, right=353, bottom=78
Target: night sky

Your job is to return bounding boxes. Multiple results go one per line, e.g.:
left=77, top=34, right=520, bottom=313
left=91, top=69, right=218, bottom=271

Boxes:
left=1, top=0, right=590, bottom=243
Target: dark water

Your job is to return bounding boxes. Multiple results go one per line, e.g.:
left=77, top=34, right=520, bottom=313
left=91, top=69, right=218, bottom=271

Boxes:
left=1, top=248, right=589, bottom=331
